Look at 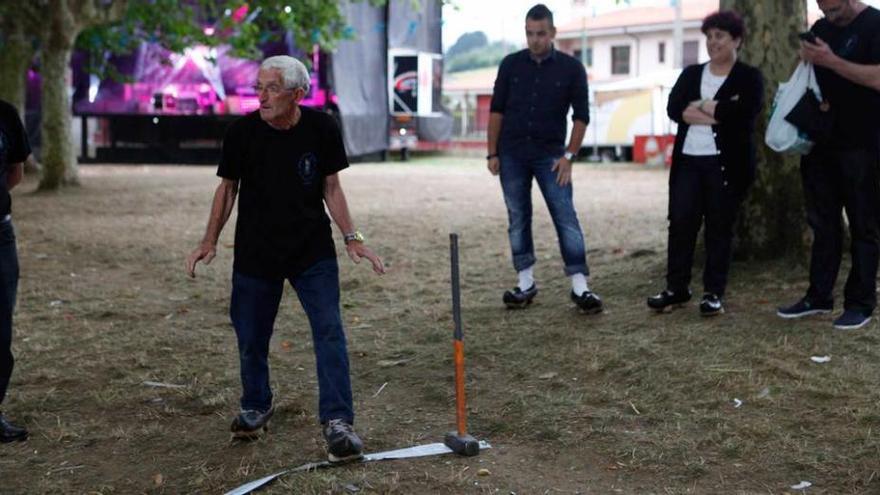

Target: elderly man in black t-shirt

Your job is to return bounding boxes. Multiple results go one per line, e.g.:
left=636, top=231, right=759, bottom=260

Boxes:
left=777, top=0, right=880, bottom=330
left=186, top=56, right=384, bottom=462
left=0, top=99, right=29, bottom=443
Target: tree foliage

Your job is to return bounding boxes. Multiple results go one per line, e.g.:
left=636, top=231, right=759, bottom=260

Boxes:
left=0, top=0, right=383, bottom=190
left=446, top=40, right=518, bottom=73
left=445, top=30, right=488, bottom=58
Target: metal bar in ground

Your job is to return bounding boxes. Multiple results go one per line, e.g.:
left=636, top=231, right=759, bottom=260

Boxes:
left=223, top=441, right=493, bottom=495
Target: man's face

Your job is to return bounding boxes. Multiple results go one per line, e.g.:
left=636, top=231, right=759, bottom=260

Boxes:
left=525, top=18, right=555, bottom=57
left=817, top=0, right=857, bottom=26
left=255, top=68, right=302, bottom=123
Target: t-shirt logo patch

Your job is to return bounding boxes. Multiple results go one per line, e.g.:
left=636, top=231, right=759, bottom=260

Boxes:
left=298, top=152, right=318, bottom=186
left=839, top=35, right=858, bottom=57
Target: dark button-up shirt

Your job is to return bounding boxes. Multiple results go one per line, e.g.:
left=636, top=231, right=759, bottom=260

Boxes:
left=490, top=47, right=589, bottom=158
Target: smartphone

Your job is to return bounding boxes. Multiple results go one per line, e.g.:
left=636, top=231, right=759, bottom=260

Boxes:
left=799, top=31, right=817, bottom=44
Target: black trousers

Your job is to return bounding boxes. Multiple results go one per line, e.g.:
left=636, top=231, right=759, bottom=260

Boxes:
left=801, top=146, right=880, bottom=314
left=666, top=155, right=741, bottom=297
left=0, top=219, right=19, bottom=406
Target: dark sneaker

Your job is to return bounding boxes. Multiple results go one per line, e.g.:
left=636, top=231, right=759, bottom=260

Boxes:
left=230, top=406, right=274, bottom=439
left=571, top=290, right=604, bottom=314
left=777, top=298, right=832, bottom=319
left=699, top=293, right=724, bottom=316
left=646, top=288, right=692, bottom=312
left=503, top=284, right=538, bottom=309
left=833, top=310, right=872, bottom=330
left=0, top=413, right=28, bottom=443
left=323, top=419, right=364, bottom=463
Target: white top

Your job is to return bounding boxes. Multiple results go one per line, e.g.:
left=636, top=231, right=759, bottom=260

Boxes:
left=682, top=64, right=728, bottom=156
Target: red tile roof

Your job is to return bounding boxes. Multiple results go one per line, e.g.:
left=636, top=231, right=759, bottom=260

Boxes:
left=557, top=0, right=718, bottom=33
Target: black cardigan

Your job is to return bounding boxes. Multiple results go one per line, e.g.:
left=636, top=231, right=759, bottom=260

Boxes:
left=667, top=61, right=764, bottom=197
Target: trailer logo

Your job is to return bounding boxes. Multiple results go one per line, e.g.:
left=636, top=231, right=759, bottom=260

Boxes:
left=393, top=71, right=417, bottom=93
left=297, top=152, right=318, bottom=187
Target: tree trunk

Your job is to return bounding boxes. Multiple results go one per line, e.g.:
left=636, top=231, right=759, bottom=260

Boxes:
left=721, top=0, right=809, bottom=258
left=0, top=21, right=34, bottom=117
left=38, top=1, right=80, bottom=190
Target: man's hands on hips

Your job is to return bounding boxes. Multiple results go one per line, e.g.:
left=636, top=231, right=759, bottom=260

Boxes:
left=346, top=241, right=385, bottom=275
left=186, top=241, right=217, bottom=278
left=487, top=156, right=500, bottom=176
left=552, top=156, right=573, bottom=186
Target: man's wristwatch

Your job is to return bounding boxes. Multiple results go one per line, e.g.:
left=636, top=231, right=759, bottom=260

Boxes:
left=344, top=230, right=365, bottom=245
left=563, top=151, right=576, bottom=161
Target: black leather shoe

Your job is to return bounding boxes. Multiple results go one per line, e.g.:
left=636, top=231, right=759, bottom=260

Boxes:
left=647, top=288, right=692, bottom=312
left=230, top=406, right=274, bottom=439
left=699, top=293, right=724, bottom=317
left=503, top=284, right=538, bottom=309
left=571, top=290, right=604, bottom=314
left=0, top=413, right=28, bottom=443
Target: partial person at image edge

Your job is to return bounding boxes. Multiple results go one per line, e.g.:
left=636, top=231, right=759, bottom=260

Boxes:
left=777, top=0, right=880, bottom=330
left=0, top=99, right=30, bottom=443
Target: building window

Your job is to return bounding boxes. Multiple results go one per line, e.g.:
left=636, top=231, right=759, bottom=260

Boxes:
left=611, top=45, right=630, bottom=75
left=573, top=47, right=593, bottom=66
left=683, top=40, right=699, bottom=66
left=658, top=41, right=666, bottom=63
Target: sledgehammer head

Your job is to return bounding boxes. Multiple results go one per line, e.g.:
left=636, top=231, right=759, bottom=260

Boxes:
left=444, top=431, right=480, bottom=456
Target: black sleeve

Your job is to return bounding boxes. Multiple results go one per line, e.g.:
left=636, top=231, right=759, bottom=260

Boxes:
left=870, top=20, right=880, bottom=64
left=714, top=66, right=765, bottom=125
left=570, top=61, right=590, bottom=125
left=320, top=114, right=349, bottom=176
left=667, top=66, right=693, bottom=124
left=217, top=119, right=245, bottom=180
left=3, top=104, right=31, bottom=164
left=489, top=56, right=511, bottom=114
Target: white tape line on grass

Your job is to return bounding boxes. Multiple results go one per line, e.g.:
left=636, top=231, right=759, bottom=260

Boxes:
left=224, top=440, right=492, bottom=495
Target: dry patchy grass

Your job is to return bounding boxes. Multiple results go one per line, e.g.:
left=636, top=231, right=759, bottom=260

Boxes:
left=0, top=158, right=878, bottom=494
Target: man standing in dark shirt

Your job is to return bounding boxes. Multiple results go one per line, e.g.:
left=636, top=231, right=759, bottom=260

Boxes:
left=186, top=56, right=384, bottom=462
left=487, top=4, right=602, bottom=313
left=777, top=0, right=880, bottom=329
left=0, top=99, right=29, bottom=443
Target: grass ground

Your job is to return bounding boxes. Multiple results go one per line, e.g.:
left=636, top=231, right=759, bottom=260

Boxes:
left=0, top=158, right=878, bottom=494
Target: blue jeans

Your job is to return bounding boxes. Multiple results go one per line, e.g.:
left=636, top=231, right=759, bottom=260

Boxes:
left=0, top=219, right=19, bottom=406
left=230, top=257, right=354, bottom=424
left=499, top=153, right=588, bottom=276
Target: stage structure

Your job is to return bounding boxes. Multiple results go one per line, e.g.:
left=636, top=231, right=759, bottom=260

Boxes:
left=68, top=0, right=449, bottom=164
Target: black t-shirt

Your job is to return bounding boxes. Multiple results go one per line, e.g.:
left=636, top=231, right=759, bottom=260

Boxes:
left=811, top=6, right=880, bottom=148
left=0, top=100, right=31, bottom=216
left=217, top=107, right=349, bottom=279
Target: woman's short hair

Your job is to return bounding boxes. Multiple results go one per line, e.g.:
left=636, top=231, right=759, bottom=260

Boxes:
left=701, top=10, right=745, bottom=40
left=260, top=56, right=311, bottom=94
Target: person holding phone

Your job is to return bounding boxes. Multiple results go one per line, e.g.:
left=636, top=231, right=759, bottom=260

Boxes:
left=646, top=10, right=764, bottom=316
left=777, top=0, right=880, bottom=330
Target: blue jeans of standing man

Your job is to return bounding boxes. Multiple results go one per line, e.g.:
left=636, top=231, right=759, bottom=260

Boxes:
left=499, top=153, right=589, bottom=276
left=230, top=257, right=354, bottom=424
left=0, top=219, right=19, bottom=406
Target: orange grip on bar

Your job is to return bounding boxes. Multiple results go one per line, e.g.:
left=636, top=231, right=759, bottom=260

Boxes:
left=453, top=339, right=467, bottom=436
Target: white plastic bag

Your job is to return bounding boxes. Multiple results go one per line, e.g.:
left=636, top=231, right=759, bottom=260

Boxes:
left=765, top=62, right=823, bottom=155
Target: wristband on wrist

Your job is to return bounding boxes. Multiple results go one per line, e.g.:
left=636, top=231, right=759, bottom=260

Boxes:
left=486, top=153, right=498, bottom=160
left=344, top=231, right=364, bottom=244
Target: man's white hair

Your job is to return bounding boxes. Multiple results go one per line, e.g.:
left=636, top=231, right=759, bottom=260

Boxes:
left=260, top=56, right=310, bottom=93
